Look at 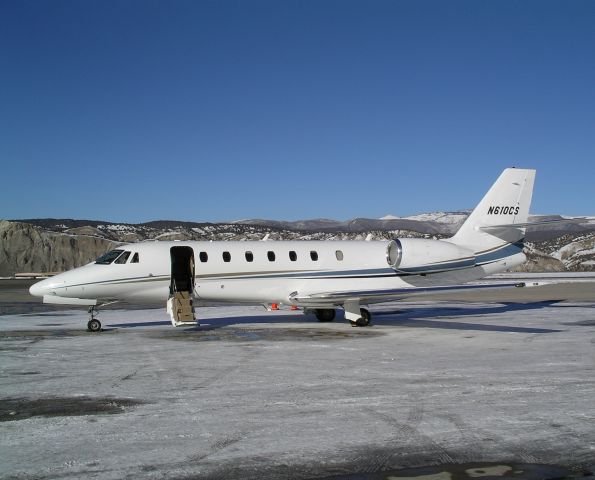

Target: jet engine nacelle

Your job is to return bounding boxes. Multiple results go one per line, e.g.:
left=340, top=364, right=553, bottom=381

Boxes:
left=386, top=238, right=476, bottom=274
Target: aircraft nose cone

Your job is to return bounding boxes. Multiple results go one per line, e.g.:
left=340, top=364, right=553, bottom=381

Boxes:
left=29, top=278, right=51, bottom=297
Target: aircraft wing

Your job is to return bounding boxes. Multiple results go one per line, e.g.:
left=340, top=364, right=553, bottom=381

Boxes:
left=290, top=282, right=543, bottom=307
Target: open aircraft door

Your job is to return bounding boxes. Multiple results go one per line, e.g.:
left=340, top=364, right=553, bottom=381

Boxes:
left=167, top=246, right=197, bottom=327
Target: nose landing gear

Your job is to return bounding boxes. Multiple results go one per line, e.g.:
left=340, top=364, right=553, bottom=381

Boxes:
left=85, top=302, right=117, bottom=332
left=87, top=306, right=101, bottom=332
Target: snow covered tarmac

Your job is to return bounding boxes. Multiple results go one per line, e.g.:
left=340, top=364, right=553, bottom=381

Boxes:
left=1, top=290, right=595, bottom=478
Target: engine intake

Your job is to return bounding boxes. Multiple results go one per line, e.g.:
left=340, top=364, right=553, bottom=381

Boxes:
left=386, top=238, right=475, bottom=274
left=386, top=240, right=403, bottom=269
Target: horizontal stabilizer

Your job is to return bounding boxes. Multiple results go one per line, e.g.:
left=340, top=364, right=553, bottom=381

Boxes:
left=480, top=218, right=585, bottom=230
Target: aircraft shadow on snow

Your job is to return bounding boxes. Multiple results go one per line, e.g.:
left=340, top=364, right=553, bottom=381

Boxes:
left=370, top=300, right=565, bottom=333
left=107, top=300, right=564, bottom=334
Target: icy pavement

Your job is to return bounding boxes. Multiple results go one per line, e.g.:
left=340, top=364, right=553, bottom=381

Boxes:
left=1, top=300, right=595, bottom=479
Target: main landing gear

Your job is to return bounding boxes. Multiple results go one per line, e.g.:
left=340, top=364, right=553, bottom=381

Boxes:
left=350, top=308, right=371, bottom=327
left=343, top=301, right=372, bottom=327
left=312, top=305, right=372, bottom=327
left=87, top=306, right=101, bottom=332
left=315, top=309, right=336, bottom=322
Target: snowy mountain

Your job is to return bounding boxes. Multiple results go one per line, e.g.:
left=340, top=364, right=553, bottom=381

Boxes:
left=526, top=233, right=595, bottom=271
left=381, top=212, right=470, bottom=229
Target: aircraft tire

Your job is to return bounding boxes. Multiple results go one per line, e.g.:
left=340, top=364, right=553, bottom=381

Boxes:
left=359, top=308, right=371, bottom=326
left=315, top=309, right=336, bottom=322
left=351, top=308, right=371, bottom=327
left=87, top=319, right=102, bottom=332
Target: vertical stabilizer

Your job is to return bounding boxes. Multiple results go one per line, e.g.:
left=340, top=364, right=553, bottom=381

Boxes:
left=450, top=168, right=536, bottom=253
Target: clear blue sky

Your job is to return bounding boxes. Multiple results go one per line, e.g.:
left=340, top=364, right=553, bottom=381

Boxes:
left=1, top=0, right=594, bottom=222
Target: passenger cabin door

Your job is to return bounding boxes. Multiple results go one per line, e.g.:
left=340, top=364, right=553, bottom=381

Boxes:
left=167, top=246, right=197, bottom=326
left=170, top=246, right=195, bottom=294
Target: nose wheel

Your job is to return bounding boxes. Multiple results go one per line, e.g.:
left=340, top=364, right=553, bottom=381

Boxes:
left=87, top=306, right=102, bottom=332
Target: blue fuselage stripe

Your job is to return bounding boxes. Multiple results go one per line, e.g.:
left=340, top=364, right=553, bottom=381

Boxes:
left=475, top=242, right=524, bottom=265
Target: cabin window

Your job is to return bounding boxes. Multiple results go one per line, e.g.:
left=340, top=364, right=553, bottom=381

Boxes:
left=114, top=251, right=131, bottom=264
left=131, top=252, right=139, bottom=263
left=245, top=251, right=254, bottom=262
left=267, top=251, right=276, bottom=262
left=310, top=251, right=318, bottom=261
left=335, top=250, right=344, bottom=261
left=222, top=251, right=231, bottom=262
left=289, top=251, right=297, bottom=261
left=95, top=249, right=124, bottom=265
left=199, top=251, right=208, bottom=263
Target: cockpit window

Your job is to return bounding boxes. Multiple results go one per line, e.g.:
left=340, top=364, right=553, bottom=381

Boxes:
left=131, top=252, right=139, bottom=263
left=95, top=250, right=125, bottom=265
left=114, top=251, right=131, bottom=264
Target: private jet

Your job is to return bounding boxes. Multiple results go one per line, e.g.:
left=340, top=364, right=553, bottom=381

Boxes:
left=30, top=168, right=538, bottom=331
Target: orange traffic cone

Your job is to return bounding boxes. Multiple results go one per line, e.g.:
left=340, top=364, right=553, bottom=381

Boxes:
left=290, top=305, right=299, bottom=311
left=271, top=303, right=279, bottom=310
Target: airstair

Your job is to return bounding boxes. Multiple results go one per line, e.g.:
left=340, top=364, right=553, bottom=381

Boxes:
left=167, top=291, right=197, bottom=327
left=168, top=246, right=198, bottom=327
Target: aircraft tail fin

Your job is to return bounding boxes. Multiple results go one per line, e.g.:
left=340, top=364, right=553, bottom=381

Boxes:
left=450, top=168, right=536, bottom=253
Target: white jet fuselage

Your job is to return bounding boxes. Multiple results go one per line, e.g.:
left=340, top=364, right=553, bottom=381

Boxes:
left=29, top=237, right=525, bottom=307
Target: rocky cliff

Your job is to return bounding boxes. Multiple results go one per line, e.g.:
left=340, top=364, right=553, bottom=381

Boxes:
left=0, top=221, right=118, bottom=276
